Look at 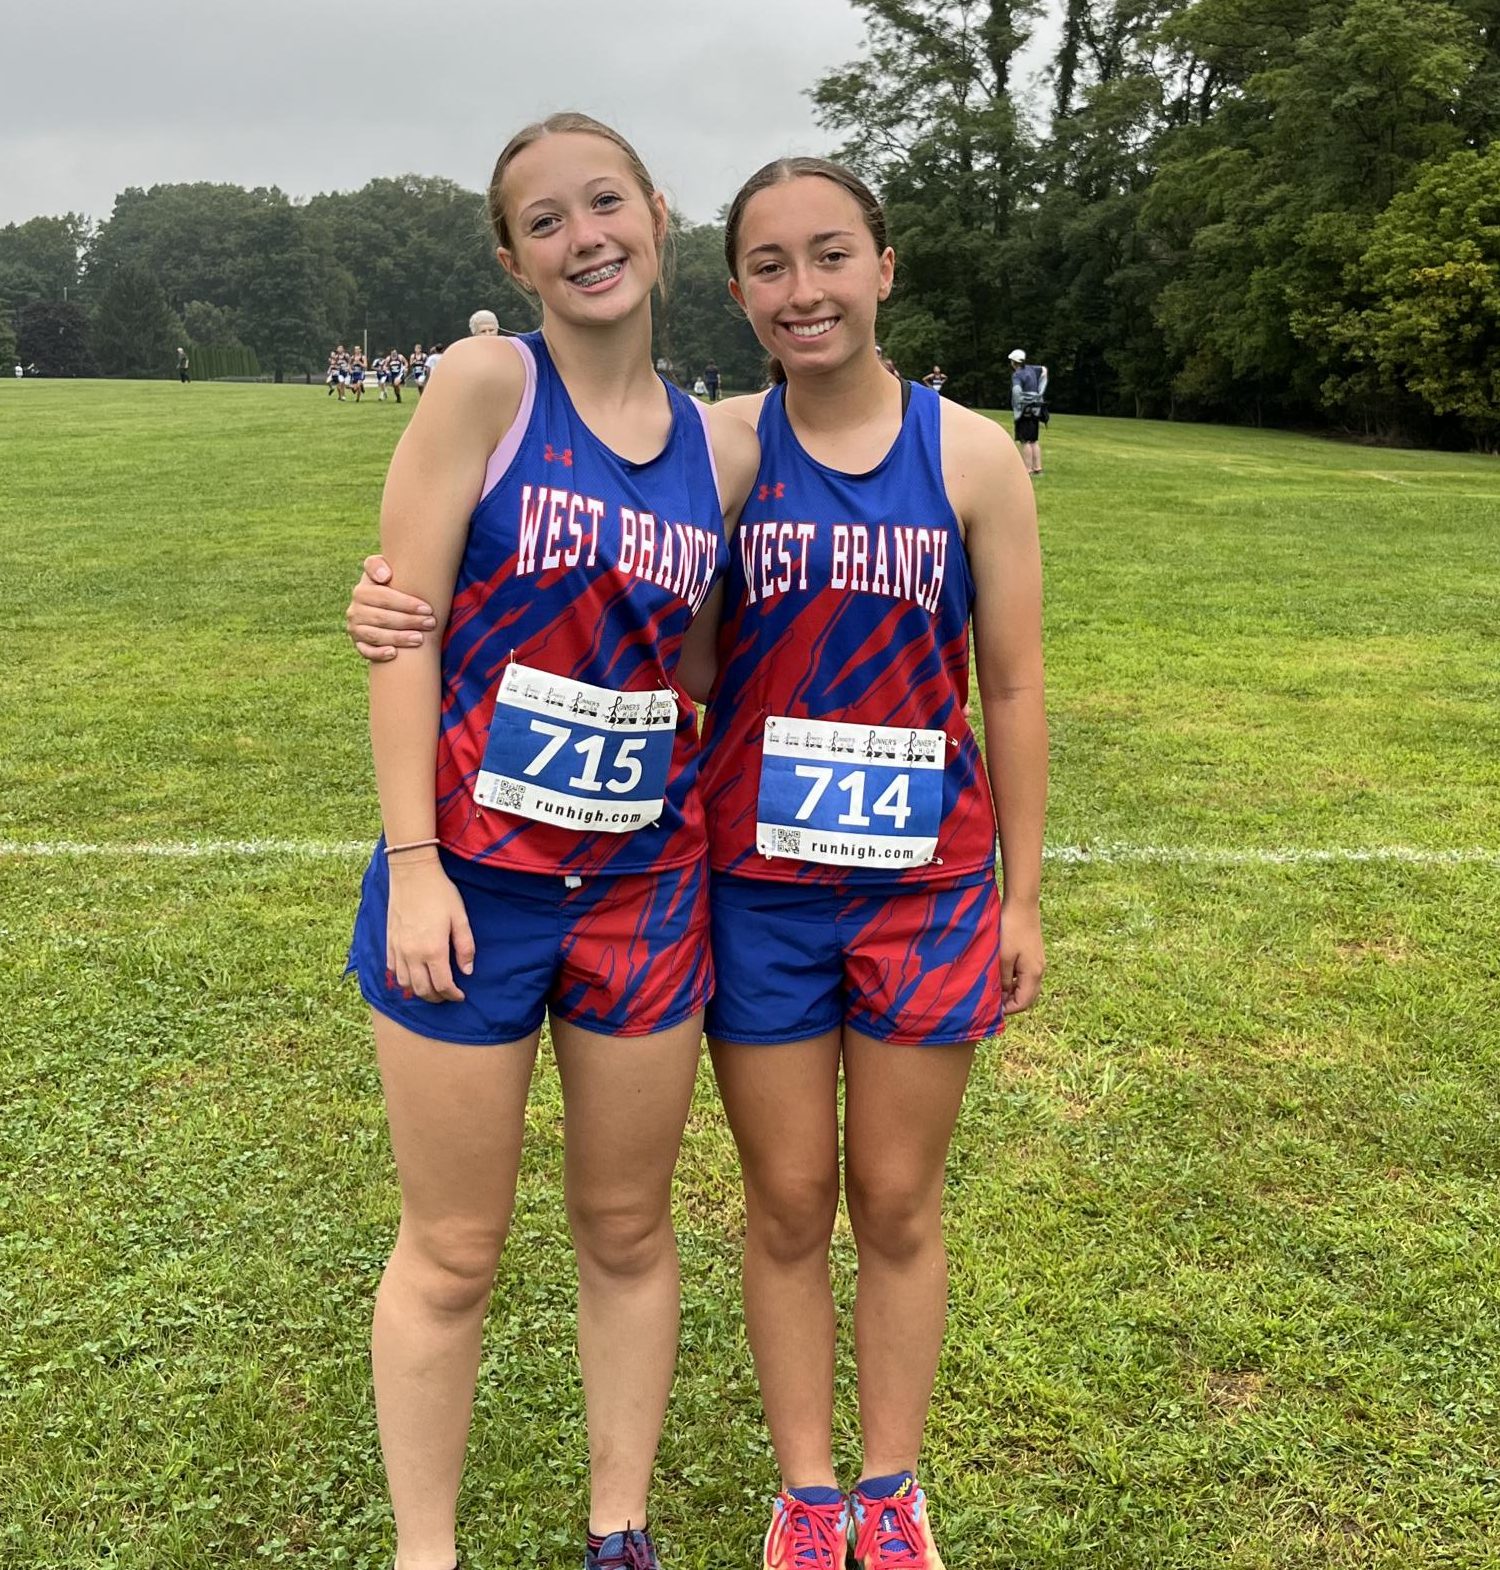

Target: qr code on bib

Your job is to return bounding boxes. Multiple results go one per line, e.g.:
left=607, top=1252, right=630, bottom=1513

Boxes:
left=493, top=780, right=526, bottom=810
left=772, top=827, right=802, bottom=855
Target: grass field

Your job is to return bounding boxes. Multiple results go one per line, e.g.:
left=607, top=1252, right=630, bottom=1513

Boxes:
left=2, top=380, right=1498, bottom=1570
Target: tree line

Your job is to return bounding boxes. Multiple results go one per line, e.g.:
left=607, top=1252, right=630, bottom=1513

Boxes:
left=3, top=0, right=1495, bottom=444
left=0, top=177, right=764, bottom=391
left=814, top=0, right=1499, bottom=447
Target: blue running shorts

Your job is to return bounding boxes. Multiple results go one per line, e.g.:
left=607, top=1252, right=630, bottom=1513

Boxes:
left=348, top=846, right=711, bottom=1045
left=706, top=872, right=1004, bottom=1046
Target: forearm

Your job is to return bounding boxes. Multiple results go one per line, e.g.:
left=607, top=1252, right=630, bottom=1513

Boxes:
left=369, top=642, right=444, bottom=845
left=980, top=688, right=1048, bottom=904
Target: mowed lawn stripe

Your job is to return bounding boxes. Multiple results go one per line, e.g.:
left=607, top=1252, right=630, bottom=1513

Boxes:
left=3, top=839, right=1499, bottom=867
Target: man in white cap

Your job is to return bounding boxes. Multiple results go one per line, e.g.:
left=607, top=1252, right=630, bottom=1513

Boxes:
left=468, top=309, right=500, bottom=336
left=1009, top=348, right=1049, bottom=476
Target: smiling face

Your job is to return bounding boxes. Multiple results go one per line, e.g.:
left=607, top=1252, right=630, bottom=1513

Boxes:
left=493, top=131, right=666, bottom=328
left=728, top=174, right=894, bottom=380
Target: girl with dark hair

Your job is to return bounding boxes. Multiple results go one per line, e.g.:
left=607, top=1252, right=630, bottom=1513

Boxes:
left=695, top=156, right=1045, bottom=1570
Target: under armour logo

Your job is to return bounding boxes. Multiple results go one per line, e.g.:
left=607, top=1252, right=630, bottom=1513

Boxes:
left=757, top=481, right=785, bottom=502
left=543, top=445, right=574, bottom=466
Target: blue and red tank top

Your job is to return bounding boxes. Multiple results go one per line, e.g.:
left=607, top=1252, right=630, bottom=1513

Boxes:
left=699, top=380, right=997, bottom=888
left=434, top=331, right=725, bottom=875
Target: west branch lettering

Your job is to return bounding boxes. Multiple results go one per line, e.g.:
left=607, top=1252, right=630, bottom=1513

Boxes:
left=516, top=485, right=720, bottom=614
left=738, top=519, right=948, bottom=613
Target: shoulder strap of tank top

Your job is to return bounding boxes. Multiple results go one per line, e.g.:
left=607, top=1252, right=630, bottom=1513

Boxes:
left=679, top=387, right=722, bottom=502
left=903, top=379, right=950, bottom=497
left=756, top=383, right=788, bottom=442
left=477, top=335, right=540, bottom=505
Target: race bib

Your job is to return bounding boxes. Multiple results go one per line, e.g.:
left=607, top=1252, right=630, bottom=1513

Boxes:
left=756, top=716, right=946, bottom=869
left=475, top=663, right=677, bottom=834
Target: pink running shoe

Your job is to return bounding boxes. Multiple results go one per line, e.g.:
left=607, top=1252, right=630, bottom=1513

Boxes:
left=849, top=1479, right=945, bottom=1569
left=763, top=1490, right=851, bottom=1569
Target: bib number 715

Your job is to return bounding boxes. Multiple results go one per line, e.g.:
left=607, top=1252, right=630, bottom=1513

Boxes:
left=473, top=663, right=675, bottom=832
left=526, top=720, right=647, bottom=796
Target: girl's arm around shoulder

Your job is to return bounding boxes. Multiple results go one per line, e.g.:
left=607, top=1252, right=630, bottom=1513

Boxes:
left=942, top=402, right=1048, bottom=1014
left=343, top=338, right=524, bottom=661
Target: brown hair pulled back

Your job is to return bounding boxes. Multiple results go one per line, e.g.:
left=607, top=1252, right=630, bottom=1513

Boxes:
left=723, top=157, right=889, bottom=385
left=486, top=112, right=674, bottom=298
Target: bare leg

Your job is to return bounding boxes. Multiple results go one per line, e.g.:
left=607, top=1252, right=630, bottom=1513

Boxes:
left=370, top=1014, right=540, bottom=1570
left=710, top=1032, right=843, bottom=1489
left=553, top=1012, right=703, bottom=1534
left=842, top=1028, right=975, bottom=1479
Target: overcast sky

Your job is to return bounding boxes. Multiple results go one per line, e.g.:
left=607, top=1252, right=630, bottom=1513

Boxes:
left=4, top=0, right=1060, bottom=230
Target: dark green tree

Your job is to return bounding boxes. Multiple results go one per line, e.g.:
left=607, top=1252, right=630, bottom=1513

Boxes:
left=92, top=263, right=185, bottom=378
left=0, top=214, right=92, bottom=317
left=812, top=0, right=1045, bottom=405
left=1151, top=0, right=1481, bottom=411
left=17, top=301, right=98, bottom=377
left=655, top=219, right=765, bottom=392
left=181, top=300, right=242, bottom=347
left=307, top=176, right=527, bottom=349
left=1325, top=142, right=1500, bottom=446
left=87, top=183, right=279, bottom=315
left=233, top=207, right=353, bottom=381
left=1028, top=4, right=1182, bottom=414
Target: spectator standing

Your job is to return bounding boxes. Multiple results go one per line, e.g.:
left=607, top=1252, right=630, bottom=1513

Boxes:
left=469, top=310, right=500, bottom=336
left=1009, top=348, right=1048, bottom=476
left=703, top=359, right=721, bottom=401
left=176, top=347, right=190, bottom=384
left=922, top=364, right=948, bottom=395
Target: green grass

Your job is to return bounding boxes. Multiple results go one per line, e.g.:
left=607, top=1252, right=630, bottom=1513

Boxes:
left=2, top=380, right=1498, bottom=1569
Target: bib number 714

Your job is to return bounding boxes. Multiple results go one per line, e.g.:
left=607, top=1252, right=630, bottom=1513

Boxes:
left=793, top=765, right=912, bottom=830
left=754, top=715, right=945, bottom=868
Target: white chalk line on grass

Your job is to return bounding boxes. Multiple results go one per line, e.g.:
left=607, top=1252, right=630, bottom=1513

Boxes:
left=1045, top=844, right=1500, bottom=868
left=1, top=839, right=1497, bottom=868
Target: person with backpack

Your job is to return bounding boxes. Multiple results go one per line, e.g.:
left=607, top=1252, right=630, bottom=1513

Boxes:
left=1008, top=348, right=1048, bottom=477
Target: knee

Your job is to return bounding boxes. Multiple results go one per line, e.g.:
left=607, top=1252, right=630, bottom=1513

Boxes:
left=745, top=1172, right=840, bottom=1267
left=845, top=1173, right=940, bottom=1267
left=394, top=1218, right=506, bottom=1317
left=569, top=1194, right=673, bottom=1281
